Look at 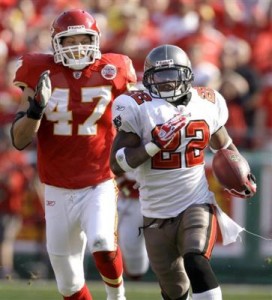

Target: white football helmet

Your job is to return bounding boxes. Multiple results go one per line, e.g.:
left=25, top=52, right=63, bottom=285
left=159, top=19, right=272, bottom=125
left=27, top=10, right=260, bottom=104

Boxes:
left=143, top=44, right=194, bottom=103
left=51, top=9, right=101, bottom=70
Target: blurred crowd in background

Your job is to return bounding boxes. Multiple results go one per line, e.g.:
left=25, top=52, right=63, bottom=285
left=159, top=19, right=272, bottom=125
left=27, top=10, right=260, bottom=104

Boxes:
left=1, top=0, right=272, bottom=278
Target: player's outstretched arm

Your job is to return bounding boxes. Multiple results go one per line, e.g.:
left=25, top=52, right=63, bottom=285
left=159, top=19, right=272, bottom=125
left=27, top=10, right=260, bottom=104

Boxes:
left=11, top=70, right=52, bottom=150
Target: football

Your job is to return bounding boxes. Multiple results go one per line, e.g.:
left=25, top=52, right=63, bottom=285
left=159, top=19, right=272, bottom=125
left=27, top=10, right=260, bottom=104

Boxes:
left=212, top=149, right=250, bottom=192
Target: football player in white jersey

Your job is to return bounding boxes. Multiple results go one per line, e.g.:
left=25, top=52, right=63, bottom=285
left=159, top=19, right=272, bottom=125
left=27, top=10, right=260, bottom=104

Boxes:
left=110, top=45, right=257, bottom=300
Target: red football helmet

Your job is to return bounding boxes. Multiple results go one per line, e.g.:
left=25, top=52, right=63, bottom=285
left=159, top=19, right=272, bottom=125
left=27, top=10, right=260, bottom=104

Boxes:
left=51, top=9, right=101, bottom=70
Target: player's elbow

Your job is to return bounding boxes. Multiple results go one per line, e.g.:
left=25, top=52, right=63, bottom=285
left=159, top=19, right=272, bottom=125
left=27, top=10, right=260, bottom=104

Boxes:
left=110, top=159, right=125, bottom=177
left=10, top=126, right=31, bottom=151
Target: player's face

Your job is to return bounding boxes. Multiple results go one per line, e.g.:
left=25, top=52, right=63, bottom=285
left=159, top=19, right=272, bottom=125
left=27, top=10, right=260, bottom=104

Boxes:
left=62, top=34, right=92, bottom=59
left=153, top=69, right=179, bottom=92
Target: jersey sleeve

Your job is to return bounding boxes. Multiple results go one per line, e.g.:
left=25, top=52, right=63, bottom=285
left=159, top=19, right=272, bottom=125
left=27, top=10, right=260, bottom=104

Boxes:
left=123, top=55, right=137, bottom=86
left=213, top=90, right=229, bottom=131
left=112, top=94, right=141, bottom=136
left=14, top=54, right=53, bottom=90
left=14, top=55, right=31, bottom=89
left=108, top=54, right=137, bottom=93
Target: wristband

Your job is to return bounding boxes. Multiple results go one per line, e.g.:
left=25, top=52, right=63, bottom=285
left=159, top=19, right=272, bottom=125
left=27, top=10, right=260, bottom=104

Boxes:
left=115, top=147, right=134, bottom=172
left=26, top=97, right=45, bottom=120
left=144, top=142, right=160, bottom=157
left=210, top=138, right=233, bottom=153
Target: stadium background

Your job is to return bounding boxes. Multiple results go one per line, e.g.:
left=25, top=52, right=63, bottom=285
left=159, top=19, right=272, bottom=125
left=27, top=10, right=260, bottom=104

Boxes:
left=0, top=0, right=271, bottom=288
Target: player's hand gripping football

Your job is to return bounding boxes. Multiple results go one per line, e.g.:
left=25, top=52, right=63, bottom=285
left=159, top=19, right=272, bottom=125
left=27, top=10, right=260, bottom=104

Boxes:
left=152, top=114, right=187, bottom=149
left=27, top=70, right=52, bottom=120
left=225, top=173, right=257, bottom=199
left=34, top=70, right=52, bottom=108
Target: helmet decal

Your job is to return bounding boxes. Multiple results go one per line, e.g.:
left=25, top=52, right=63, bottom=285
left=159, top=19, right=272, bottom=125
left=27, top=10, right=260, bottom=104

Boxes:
left=155, top=59, right=174, bottom=67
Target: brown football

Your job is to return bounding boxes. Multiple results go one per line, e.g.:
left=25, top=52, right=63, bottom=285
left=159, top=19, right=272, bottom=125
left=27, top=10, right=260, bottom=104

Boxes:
left=212, top=149, right=250, bottom=192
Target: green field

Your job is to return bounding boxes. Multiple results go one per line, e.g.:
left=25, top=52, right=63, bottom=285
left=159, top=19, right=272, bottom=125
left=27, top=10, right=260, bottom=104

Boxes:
left=0, top=280, right=271, bottom=300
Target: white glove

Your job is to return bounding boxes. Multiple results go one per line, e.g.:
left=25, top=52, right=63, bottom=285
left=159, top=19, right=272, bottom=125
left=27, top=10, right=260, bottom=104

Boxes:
left=27, top=70, right=52, bottom=120
left=34, top=70, right=52, bottom=108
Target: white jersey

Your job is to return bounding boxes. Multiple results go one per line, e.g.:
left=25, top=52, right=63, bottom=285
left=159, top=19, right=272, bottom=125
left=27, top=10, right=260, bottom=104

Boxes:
left=112, top=87, right=229, bottom=218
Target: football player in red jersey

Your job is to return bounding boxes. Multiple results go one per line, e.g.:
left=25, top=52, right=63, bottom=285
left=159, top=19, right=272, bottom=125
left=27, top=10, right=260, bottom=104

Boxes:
left=10, top=9, right=136, bottom=300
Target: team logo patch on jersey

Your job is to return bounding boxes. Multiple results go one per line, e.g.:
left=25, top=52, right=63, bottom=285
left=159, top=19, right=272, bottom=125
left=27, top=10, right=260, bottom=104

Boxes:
left=101, top=64, right=117, bottom=80
left=113, top=115, right=122, bottom=130
left=73, top=71, right=82, bottom=79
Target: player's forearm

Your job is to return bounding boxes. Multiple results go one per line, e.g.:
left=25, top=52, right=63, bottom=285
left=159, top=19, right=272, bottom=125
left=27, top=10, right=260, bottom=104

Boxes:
left=11, top=116, right=40, bottom=150
left=111, top=144, right=152, bottom=176
left=126, top=145, right=151, bottom=167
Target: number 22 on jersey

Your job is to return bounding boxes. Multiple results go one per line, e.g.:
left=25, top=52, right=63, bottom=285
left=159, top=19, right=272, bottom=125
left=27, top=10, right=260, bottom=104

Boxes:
left=151, top=120, right=210, bottom=169
left=128, top=90, right=211, bottom=170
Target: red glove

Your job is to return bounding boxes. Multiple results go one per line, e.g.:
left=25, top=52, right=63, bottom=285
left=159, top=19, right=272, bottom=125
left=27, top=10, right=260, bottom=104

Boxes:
left=225, top=173, right=257, bottom=199
left=152, top=114, right=187, bottom=149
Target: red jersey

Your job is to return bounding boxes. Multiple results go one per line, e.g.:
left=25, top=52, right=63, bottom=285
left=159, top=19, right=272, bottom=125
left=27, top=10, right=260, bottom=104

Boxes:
left=14, top=53, right=137, bottom=188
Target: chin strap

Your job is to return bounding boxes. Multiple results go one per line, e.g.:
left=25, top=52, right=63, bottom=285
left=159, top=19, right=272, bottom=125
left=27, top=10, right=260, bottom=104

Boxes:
left=174, top=92, right=192, bottom=106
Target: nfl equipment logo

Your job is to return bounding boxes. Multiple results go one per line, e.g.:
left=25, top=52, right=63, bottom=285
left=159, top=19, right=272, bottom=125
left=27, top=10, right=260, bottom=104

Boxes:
left=73, top=71, right=82, bottom=79
left=113, top=115, right=122, bottom=130
left=101, top=64, right=117, bottom=80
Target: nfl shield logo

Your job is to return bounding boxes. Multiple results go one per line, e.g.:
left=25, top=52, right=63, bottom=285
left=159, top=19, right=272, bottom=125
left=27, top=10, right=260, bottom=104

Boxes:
left=73, top=71, right=82, bottom=79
